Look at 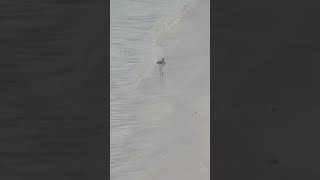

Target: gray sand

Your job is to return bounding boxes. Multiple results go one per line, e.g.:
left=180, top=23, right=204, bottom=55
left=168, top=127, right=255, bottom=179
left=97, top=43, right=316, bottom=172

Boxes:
left=134, top=0, right=210, bottom=179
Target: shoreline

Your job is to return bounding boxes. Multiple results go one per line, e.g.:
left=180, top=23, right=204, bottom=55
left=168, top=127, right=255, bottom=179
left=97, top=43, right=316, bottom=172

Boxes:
left=136, top=0, right=210, bottom=179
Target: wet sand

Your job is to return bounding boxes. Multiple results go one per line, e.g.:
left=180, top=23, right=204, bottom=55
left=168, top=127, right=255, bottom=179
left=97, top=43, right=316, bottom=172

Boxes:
left=134, top=0, right=210, bottom=179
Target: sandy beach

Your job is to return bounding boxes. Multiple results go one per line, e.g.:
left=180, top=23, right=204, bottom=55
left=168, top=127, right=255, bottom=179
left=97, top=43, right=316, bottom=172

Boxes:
left=134, top=0, right=210, bottom=179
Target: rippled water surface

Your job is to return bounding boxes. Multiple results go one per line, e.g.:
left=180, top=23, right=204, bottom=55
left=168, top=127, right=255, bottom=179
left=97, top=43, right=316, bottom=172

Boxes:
left=111, top=0, right=192, bottom=179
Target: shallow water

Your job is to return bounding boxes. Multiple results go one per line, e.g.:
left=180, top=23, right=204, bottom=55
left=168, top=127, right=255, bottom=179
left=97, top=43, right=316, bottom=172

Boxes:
left=110, top=0, right=193, bottom=179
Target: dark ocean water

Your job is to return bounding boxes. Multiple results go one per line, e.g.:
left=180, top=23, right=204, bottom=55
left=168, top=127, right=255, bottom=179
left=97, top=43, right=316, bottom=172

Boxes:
left=0, top=1, right=107, bottom=179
